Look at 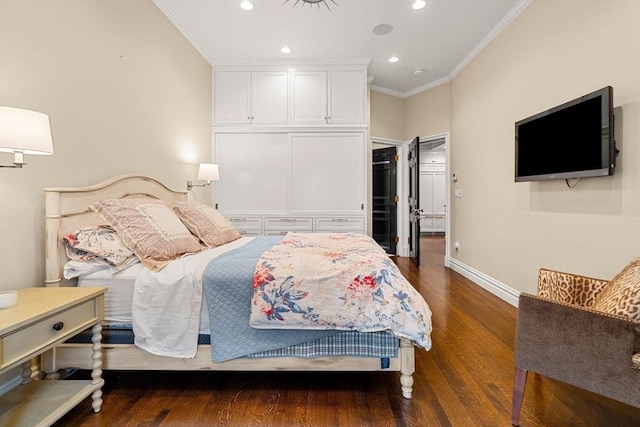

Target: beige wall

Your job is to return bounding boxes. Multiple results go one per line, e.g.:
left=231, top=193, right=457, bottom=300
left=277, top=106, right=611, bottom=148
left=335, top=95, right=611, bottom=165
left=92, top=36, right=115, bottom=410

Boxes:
left=0, top=0, right=212, bottom=290
left=449, top=0, right=640, bottom=294
left=403, top=82, right=451, bottom=140
left=370, top=90, right=404, bottom=141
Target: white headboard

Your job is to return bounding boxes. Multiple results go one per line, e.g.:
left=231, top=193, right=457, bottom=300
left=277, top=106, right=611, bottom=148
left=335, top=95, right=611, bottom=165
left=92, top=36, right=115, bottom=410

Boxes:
left=44, top=174, right=188, bottom=287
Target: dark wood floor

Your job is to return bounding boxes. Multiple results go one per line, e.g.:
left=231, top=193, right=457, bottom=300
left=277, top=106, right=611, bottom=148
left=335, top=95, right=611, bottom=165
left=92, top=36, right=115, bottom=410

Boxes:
left=55, top=236, right=640, bottom=426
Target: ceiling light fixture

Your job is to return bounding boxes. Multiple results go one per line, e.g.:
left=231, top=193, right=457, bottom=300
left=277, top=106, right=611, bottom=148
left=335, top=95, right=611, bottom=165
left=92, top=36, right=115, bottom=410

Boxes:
left=412, top=1, right=427, bottom=10
left=283, top=0, right=337, bottom=11
left=240, top=1, right=254, bottom=11
left=281, top=46, right=292, bottom=54
left=413, top=68, right=424, bottom=75
left=388, top=56, right=399, bottom=63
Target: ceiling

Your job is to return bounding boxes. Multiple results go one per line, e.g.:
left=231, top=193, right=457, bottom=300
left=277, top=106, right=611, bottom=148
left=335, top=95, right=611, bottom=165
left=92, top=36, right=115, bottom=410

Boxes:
left=153, top=0, right=530, bottom=98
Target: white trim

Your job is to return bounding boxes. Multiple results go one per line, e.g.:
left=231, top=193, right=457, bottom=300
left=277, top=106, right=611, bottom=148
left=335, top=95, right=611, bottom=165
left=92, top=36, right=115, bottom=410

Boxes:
left=369, top=85, right=408, bottom=99
left=371, top=136, right=404, bottom=146
left=152, top=0, right=211, bottom=63
left=447, top=257, right=520, bottom=307
left=398, top=76, right=453, bottom=99
left=449, top=0, right=532, bottom=80
left=213, top=58, right=371, bottom=69
left=0, top=374, right=22, bottom=397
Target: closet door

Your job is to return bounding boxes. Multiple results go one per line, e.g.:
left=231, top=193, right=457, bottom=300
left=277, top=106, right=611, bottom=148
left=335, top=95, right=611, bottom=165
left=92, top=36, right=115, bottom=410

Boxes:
left=290, top=133, right=365, bottom=213
left=213, top=72, right=251, bottom=124
left=328, top=70, right=365, bottom=124
left=214, top=133, right=290, bottom=214
left=251, top=71, right=288, bottom=124
left=289, top=71, right=327, bottom=124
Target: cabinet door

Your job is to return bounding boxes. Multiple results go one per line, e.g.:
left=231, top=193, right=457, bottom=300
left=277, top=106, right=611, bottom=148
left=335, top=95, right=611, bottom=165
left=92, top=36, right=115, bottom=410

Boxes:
left=433, top=173, right=446, bottom=215
left=290, top=133, right=365, bottom=213
left=290, top=71, right=327, bottom=124
left=328, top=70, right=365, bottom=124
left=215, top=133, right=290, bottom=213
left=213, top=71, right=251, bottom=124
left=251, top=71, right=288, bottom=124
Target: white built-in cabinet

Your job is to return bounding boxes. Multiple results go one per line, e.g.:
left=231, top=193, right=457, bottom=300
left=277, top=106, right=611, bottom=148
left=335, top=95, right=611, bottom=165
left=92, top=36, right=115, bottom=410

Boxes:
left=212, top=60, right=369, bottom=235
left=289, top=70, right=365, bottom=125
left=214, top=132, right=366, bottom=234
left=213, top=71, right=288, bottom=124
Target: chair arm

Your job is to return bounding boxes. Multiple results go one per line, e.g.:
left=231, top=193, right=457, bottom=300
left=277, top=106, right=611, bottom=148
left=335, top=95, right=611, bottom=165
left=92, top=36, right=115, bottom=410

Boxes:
left=515, top=293, right=640, bottom=408
left=537, top=268, right=608, bottom=308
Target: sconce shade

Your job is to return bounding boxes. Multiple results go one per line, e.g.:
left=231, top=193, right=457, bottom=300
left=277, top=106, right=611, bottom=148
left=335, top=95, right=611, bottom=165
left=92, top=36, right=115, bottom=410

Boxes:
left=198, top=163, right=220, bottom=181
left=0, top=106, right=54, bottom=155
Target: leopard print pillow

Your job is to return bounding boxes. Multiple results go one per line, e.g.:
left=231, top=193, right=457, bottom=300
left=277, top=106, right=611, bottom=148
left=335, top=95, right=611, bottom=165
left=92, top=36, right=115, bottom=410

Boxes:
left=537, top=268, right=607, bottom=307
left=592, top=257, right=640, bottom=324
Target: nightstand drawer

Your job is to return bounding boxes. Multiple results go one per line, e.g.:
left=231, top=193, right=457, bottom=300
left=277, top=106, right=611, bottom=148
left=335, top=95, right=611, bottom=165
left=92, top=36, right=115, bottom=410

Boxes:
left=1, top=300, right=97, bottom=368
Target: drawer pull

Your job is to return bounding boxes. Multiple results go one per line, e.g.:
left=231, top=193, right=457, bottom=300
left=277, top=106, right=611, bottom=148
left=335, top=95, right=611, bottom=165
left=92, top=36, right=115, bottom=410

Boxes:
left=52, top=321, right=64, bottom=331
left=280, top=218, right=297, bottom=222
left=331, top=218, right=349, bottom=222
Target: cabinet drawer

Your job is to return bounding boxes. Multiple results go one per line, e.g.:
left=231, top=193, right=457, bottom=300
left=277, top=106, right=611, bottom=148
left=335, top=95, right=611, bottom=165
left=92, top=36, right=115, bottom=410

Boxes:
left=264, top=217, right=313, bottom=232
left=227, top=217, right=262, bottom=234
left=1, top=300, right=97, bottom=368
left=315, top=217, right=364, bottom=232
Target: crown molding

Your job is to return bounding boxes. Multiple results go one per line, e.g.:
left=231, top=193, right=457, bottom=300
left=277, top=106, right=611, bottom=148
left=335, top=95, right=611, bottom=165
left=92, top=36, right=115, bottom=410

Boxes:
left=448, top=0, right=533, bottom=80
left=152, top=0, right=211, bottom=64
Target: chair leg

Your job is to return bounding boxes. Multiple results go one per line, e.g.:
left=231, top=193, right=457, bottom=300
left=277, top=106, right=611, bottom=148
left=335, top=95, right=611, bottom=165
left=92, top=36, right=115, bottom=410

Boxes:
left=511, top=367, right=528, bottom=426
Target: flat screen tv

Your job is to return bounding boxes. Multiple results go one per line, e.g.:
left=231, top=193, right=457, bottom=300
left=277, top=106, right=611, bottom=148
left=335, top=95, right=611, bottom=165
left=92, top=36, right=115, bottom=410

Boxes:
left=515, top=86, right=614, bottom=182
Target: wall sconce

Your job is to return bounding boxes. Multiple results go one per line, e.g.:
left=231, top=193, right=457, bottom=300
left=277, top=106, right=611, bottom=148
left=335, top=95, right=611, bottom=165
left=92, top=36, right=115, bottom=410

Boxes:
left=0, top=106, right=54, bottom=168
left=187, top=163, right=220, bottom=190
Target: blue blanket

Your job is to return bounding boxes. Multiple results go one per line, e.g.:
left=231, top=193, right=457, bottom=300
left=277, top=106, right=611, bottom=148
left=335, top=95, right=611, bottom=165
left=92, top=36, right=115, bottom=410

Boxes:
left=203, top=236, right=337, bottom=362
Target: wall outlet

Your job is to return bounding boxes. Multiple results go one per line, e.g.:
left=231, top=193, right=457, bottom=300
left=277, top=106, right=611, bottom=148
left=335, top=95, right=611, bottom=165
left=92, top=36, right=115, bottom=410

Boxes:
left=454, top=189, right=463, bottom=198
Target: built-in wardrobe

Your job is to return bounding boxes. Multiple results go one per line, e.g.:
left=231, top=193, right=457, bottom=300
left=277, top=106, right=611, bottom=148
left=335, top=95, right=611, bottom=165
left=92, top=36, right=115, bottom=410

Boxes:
left=211, top=60, right=369, bottom=236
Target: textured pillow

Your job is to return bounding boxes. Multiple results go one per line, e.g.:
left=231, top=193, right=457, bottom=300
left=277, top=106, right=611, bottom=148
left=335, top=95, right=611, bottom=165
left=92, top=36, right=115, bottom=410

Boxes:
left=90, top=199, right=202, bottom=271
left=63, top=225, right=135, bottom=267
left=171, top=202, right=241, bottom=247
left=591, top=257, right=640, bottom=324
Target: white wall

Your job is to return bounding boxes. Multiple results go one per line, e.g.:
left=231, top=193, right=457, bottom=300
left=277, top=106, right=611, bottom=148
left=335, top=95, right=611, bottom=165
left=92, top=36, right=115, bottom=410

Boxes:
left=0, top=0, right=212, bottom=291
left=449, top=0, right=640, bottom=294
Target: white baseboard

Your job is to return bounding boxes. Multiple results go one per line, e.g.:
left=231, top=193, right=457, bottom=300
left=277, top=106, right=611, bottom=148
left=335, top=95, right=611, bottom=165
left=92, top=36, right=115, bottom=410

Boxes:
left=446, top=256, right=520, bottom=307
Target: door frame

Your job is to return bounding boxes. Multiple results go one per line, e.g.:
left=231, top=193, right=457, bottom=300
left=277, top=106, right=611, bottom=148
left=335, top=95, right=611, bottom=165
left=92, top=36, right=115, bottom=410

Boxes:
left=398, top=132, right=451, bottom=266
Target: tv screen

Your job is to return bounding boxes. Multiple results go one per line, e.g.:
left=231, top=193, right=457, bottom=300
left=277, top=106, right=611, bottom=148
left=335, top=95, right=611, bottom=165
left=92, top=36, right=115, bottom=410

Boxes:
left=515, top=86, right=614, bottom=182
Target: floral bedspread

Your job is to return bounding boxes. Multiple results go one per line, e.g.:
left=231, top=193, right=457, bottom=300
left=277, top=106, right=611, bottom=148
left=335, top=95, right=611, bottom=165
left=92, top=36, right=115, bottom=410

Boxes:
left=250, top=233, right=432, bottom=349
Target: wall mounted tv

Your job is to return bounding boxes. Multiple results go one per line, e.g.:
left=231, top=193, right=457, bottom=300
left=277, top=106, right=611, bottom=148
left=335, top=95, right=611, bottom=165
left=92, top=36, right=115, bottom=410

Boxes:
left=515, top=86, right=614, bottom=182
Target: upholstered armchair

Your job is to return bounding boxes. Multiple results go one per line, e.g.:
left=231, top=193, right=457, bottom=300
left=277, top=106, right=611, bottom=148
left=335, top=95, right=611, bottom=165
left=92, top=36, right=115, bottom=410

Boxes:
left=512, top=264, right=640, bottom=426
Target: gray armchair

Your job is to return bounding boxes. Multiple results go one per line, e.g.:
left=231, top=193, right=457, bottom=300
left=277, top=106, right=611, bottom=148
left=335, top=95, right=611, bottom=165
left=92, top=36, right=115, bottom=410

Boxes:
left=511, top=268, right=640, bottom=426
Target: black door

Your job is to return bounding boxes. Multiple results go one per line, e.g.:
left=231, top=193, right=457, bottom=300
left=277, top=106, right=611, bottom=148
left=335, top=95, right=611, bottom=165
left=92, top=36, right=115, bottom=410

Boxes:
left=408, top=137, right=421, bottom=266
left=372, top=147, right=397, bottom=254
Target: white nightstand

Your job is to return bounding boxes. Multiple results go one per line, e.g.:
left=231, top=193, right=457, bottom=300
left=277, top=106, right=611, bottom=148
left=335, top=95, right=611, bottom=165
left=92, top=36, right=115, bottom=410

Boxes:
left=0, top=287, right=107, bottom=427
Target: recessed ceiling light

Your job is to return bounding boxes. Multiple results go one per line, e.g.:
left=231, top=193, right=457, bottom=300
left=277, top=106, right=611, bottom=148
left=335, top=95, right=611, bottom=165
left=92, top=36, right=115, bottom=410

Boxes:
left=281, top=46, right=292, bottom=54
left=412, top=1, right=426, bottom=10
left=372, top=24, right=394, bottom=36
left=388, top=56, right=399, bottom=63
left=240, top=1, right=254, bottom=11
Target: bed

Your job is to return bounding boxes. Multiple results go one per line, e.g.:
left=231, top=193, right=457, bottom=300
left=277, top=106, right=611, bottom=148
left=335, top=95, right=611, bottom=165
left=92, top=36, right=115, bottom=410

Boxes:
left=42, top=174, right=432, bottom=399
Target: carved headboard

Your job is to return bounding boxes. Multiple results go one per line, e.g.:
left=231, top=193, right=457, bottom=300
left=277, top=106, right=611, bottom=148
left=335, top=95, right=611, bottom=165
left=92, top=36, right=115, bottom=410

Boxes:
left=44, top=174, right=188, bottom=287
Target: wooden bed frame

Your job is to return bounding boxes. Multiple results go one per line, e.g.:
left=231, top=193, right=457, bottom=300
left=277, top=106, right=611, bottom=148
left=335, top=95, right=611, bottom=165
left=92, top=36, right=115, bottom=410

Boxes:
left=41, top=174, right=416, bottom=398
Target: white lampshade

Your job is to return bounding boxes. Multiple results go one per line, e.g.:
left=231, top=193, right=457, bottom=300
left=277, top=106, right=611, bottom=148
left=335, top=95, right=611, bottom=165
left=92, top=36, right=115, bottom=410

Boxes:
left=0, top=106, right=54, bottom=155
left=197, top=163, right=220, bottom=181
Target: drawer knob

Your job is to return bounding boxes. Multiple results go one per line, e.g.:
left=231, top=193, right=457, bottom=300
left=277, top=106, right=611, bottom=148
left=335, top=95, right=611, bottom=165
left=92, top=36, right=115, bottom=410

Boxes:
left=52, top=322, right=64, bottom=331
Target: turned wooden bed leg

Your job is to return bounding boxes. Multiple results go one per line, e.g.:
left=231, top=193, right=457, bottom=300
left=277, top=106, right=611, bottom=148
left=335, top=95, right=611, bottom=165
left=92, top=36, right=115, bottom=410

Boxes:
left=91, top=322, right=104, bottom=413
left=399, top=338, right=415, bottom=399
left=512, top=367, right=528, bottom=426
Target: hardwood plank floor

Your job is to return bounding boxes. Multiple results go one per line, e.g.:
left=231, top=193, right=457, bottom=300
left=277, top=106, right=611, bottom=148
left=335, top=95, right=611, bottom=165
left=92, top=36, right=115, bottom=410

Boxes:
left=54, top=236, right=640, bottom=426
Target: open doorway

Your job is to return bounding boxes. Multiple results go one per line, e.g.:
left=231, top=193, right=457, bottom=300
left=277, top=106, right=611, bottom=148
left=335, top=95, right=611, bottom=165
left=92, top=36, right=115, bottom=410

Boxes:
left=372, top=146, right=398, bottom=254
